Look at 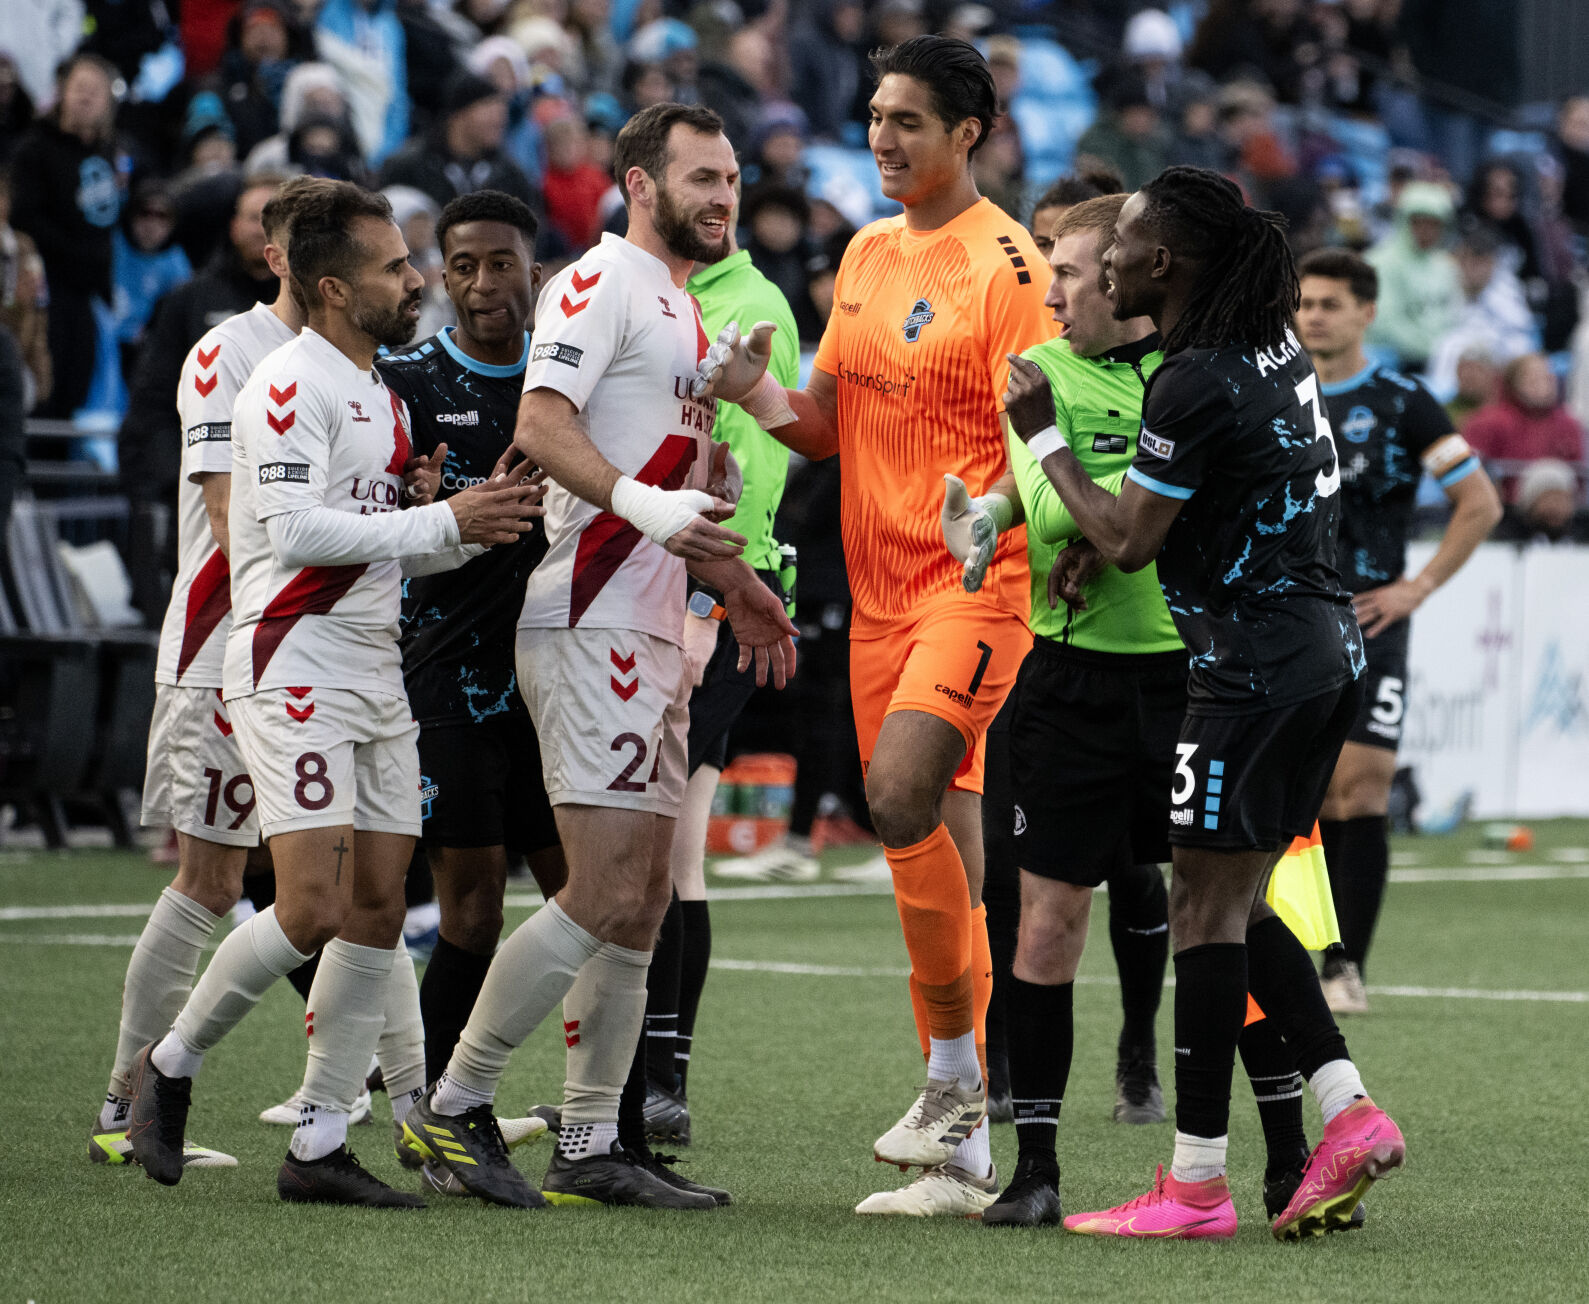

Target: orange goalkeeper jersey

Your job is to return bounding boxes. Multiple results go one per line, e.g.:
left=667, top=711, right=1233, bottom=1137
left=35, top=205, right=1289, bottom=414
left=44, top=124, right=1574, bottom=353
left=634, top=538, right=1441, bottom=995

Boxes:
left=814, top=197, right=1057, bottom=632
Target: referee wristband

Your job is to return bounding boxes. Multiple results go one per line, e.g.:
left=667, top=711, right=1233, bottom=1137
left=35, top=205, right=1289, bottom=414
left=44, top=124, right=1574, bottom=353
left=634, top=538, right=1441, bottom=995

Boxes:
left=1027, top=425, right=1065, bottom=461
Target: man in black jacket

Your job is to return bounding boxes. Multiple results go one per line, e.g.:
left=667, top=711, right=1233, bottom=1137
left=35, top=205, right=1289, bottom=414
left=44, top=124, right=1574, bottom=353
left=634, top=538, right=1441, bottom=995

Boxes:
left=376, top=72, right=539, bottom=215
left=118, top=173, right=284, bottom=623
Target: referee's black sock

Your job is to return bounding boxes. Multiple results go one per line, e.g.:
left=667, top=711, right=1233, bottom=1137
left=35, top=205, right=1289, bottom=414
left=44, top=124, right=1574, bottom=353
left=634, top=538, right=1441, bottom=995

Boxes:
left=643, top=895, right=683, bottom=1089
left=1237, top=1015, right=1309, bottom=1178
left=1106, top=861, right=1168, bottom=1055
left=418, top=935, right=493, bottom=1084
left=285, top=952, right=320, bottom=1003
left=675, top=899, right=712, bottom=1094
left=1319, top=816, right=1389, bottom=978
left=1005, top=976, right=1071, bottom=1171
left=1246, top=913, right=1351, bottom=1080
left=1172, top=943, right=1247, bottom=1141
left=618, top=1025, right=650, bottom=1156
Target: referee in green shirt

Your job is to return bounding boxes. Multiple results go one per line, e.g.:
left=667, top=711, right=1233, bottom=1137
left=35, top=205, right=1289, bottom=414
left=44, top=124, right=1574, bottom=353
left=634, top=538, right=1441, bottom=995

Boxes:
left=980, top=194, right=1181, bottom=1227
left=625, top=216, right=800, bottom=1148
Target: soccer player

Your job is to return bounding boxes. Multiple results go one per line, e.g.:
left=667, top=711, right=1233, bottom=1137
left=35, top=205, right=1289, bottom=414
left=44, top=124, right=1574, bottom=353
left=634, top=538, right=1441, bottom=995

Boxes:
left=632, top=194, right=800, bottom=1147
left=128, top=181, right=541, bottom=1206
left=377, top=190, right=570, bottom=1097
left=1016, top=166, right=1404, bottom=1240
left=405, top=103, right=796, bottom=1212
left=1296, top=248, right=1501, bottom=1014
left=90, top=176, right=329, bottom=1170
left=977, top=194, right=1176, bottom=1227
left=696, top=36, right=1053, bottom=1215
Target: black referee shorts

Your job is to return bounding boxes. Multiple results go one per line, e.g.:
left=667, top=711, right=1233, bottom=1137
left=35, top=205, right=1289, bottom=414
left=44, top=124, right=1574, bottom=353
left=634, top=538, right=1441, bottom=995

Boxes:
left=1346, top=619, right=1409, bottom=752
left=1009, top=639, right=1188, bottom=887
left=417, top=710, right=559, bottom=854
left=1168, top=677, right=1365, bottom=853
left=687, top=568, right=782, bottom=775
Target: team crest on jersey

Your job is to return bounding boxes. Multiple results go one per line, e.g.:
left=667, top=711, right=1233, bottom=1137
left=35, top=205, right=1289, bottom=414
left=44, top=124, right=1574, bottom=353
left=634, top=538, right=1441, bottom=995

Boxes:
left=348, top=400, right=371, bottom=423
left=902, top=299, right=935, bottom=343
left=1342, top=405, right=1376, bottom=444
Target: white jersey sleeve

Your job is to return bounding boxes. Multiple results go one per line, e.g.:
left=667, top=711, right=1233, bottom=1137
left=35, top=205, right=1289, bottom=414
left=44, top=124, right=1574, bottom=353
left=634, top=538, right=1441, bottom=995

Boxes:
left=179, top=333, right=256, bottom=481
left=523, top=260, right=629, bottom=411
left=247, top=371, right=342, bottom=520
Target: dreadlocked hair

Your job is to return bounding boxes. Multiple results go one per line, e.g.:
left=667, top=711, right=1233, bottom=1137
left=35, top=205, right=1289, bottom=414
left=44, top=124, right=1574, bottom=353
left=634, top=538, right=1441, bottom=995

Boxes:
left=1139, top=166, right=1298, bottom=355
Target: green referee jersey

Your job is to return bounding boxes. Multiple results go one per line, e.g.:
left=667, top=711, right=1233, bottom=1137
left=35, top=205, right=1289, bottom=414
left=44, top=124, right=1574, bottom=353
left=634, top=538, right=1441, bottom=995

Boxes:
left=687, top=249, right=797, bottom=572
left=1009, top=332, right=1183, bottom=653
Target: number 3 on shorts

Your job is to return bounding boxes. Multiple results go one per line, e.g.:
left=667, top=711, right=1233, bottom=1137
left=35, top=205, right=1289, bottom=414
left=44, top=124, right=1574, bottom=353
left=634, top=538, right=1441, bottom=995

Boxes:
left=1171, top=742, right=1198, bottom=806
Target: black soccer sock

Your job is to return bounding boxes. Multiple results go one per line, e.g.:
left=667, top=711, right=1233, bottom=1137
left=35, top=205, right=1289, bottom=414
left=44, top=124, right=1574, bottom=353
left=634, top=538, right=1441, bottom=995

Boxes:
left=643, top=895, right=683, bottom=1088
left=240, top=869, right=276, bottom=912
left=1106, top=861, right=1169, bottom=1055
left=675, top=899, right=712, bottom=1093
left=982, top=889, right=1017, bottom=1097
left=1172, top=943, right=1247, bottom=1141
left=617, top=1025, right=650, bottom=1156
left=285, top=951, right=320, bottom=1003
left=1237, top=1014, right=1309, bottom=1176
left=1320, top=815, right=1390, bottom=977
left=1005, top=976, right=1072, bottom=1169
left=419, top=935, right=493, bottom=1085
left=1245, top=913, right=1351, bottom=1081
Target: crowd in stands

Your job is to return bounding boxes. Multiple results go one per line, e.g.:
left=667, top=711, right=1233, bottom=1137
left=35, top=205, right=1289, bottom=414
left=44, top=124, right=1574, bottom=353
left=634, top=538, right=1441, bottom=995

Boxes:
left=1, top=0, right=1588, bottom=566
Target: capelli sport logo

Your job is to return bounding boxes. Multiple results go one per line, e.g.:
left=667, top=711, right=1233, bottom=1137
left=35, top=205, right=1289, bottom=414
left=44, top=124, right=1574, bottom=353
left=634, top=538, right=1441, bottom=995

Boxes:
left=902, top=298, right=935, bottom=343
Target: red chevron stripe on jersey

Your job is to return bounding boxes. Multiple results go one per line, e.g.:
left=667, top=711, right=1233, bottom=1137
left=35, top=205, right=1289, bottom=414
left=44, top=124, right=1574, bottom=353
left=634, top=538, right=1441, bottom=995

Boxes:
left=560, top=267, right=602, bottom=317
left=385, top=389, right=411, bottom=476
left=567, top=434, right=698, bottom=627
left=251, top=563, right=368, bottom=685
left=196, top=345, right=220, bottom=369
left=269, top=382, right=297, bottom=405
left=175, top=547, right=232, bottom=681
left=194, top=372, right=218, bottom=397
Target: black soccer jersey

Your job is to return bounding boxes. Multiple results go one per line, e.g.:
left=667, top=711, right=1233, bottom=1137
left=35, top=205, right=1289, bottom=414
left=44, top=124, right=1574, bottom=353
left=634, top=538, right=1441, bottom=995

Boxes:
left=1127, top=327, right=1363, bottom=715
left=379, top=328, right=546, bottom=725
left=1320, top=362, right=1472, bottom=593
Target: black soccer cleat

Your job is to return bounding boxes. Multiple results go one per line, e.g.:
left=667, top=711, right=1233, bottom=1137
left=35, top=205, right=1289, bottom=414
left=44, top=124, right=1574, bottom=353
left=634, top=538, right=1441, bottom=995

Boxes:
left=1264, top=1162, right=1367, bottom=1230
left=400, top=1088, right=544, bottom=1209
left=277, top=1146, right=425, bottom=1207
left=642, top=1081, right=691, bottom=1145
left=542, top=1142, right=718, bottom=1209
left=126, top=1043, right=192, bottom=1186
left=982, top=1154, right=1063, bottom=1227
left=1113, top=1052, right=1166, bottom=1125
left=643, top=1150, right=732, bottom=1206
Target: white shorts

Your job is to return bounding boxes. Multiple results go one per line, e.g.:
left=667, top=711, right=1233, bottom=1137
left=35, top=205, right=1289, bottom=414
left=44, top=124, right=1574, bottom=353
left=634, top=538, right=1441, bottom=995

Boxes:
left=227, top=686, right=421, bottom=838
left=517, top=626, right=689, bottom=818
left=140, top=684, right=261, bottom=848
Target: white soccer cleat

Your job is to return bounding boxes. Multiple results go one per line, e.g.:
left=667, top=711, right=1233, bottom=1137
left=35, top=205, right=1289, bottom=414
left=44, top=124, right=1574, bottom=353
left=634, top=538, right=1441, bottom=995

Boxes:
left=710, top=843, right=819, bottom=884
left=831, top=853, right=892, bottom=885
left=499, top=1111, right=553, bottom=1150
left=873, top=1078, right=987, bottom=1170
left=1322, top=961, right=1369, bottom=1015
left=259, top=1087, right=373, bottom=1126
left=855, top=1162, right=999, bottom=1217
left=88, top=1121, right=238, bottom=1168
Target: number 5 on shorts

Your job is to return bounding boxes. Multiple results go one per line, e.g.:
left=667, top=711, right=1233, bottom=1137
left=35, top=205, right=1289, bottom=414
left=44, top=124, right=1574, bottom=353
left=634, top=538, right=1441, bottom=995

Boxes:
left=1171, top=742, right=1198, bottom=806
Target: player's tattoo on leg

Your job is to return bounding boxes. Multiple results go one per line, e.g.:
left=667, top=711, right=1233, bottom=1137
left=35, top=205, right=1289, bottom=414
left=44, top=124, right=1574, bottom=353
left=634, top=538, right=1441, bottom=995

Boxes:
left=333, top=836, right=349, bottom=885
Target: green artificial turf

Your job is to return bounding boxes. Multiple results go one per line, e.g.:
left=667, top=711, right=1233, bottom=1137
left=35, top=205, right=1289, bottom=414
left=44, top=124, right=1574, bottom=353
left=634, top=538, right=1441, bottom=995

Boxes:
left=0, top=822, right=1585, bottom=1302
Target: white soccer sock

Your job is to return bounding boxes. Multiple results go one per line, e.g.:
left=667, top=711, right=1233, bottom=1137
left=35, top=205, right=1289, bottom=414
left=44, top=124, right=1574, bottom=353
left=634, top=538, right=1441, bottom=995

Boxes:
left=154, top=905, right=310, bottom=1079
left=951, top=1120, right=991, bottom=1179
left=926, top=1032, right=981, bottom=1090
left=440, top=900, right=602, bottom=1110
left=292, top=939, right=395, bottom=1159
left=557, top=1120, right=619, bottom=1160
left=376, top=945, right=425, bottom=1124
left=1171, top=1130, right=1228, bottom=1183
left=1310, top=1058, right=1366, bottom=1124
left=108, top=887, right=222, bottom=1109
left=560, top=938, right=651, bottom=1129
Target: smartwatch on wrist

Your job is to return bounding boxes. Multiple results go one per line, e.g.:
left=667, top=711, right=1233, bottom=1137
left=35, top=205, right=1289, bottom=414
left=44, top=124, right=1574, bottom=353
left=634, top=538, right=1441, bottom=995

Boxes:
left=688, top=590, right=726, bottom=621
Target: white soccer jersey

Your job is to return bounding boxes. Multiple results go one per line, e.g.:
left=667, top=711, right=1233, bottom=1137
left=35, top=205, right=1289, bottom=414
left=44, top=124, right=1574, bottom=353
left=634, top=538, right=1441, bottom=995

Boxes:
left=224, top=327, right=441, bottom=699
left=518, top=233, right=716, bottom=646
left=154, top=303, right=296, bottom=688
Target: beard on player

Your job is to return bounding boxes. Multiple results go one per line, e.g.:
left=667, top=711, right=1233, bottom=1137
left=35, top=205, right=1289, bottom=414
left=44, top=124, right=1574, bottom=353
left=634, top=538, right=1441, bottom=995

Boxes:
left=352, top=284, right=424, bottom=348
left=654, top=182, right=731, bottom=266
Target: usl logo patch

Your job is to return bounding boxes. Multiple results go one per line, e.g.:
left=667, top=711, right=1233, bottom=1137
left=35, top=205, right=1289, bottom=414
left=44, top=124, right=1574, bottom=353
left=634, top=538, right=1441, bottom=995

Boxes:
left=1140, top=430, right=1175, bottom=460
left=902, top=299, right=935, bottom=343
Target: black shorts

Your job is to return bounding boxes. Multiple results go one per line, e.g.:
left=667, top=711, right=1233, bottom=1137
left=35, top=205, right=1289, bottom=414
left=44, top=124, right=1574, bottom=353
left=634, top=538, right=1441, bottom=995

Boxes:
left=1346, top=619, right=1408, bottom=752
left=687, top=569, right=781, bottom=775
left=1169, top=678, right=1366, bottom=853
left=417, top=711, right=559, bottom=854
left=1009, top=640, right=1189, bottom=886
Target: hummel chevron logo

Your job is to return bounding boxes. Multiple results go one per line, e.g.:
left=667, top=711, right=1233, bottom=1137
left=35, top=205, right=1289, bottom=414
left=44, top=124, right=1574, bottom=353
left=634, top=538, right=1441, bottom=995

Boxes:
left=197, top=345, right=220, bottom=368
left=564, top=1018, right=581, bottom=1048
left=214, top=711, right=233, bottom=737
left=609, top=648, right=638, bottom=701
left=267, top=382, right=297, bottom=435
left=194, top=372, right=218, bottom=397
left=285, top=685, right=314, bottom=723
left=561, top=268, right=601, bottom=317
left=305, top=1010, right=315, bottom=1037
left=270, top=382, right=297, bottom=405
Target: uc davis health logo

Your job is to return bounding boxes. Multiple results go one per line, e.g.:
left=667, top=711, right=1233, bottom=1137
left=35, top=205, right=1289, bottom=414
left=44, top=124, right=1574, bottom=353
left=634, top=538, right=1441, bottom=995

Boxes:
left=902, top=298, right=934, bottom=343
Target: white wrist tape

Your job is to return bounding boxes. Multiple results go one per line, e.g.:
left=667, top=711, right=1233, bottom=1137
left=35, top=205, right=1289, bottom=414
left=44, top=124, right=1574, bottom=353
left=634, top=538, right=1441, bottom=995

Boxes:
left=740, top=369, right=797, bottom=430
left=1027, top=425, right=1065, bottom=461
left=610, top=475, right=714, bottom=546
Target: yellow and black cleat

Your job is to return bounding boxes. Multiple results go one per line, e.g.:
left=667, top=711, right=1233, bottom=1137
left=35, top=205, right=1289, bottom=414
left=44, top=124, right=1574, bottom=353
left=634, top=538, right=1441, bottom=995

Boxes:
left=401, top=1089, right=543, bottom=1209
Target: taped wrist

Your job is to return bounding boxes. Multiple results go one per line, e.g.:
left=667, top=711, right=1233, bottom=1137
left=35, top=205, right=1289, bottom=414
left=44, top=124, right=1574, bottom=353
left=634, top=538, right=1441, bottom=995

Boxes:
left=739, top=369, right=797, bottom=430
left=972, top=492, right=1014, bottom=534
left=610, top=475, right=713, bottom=545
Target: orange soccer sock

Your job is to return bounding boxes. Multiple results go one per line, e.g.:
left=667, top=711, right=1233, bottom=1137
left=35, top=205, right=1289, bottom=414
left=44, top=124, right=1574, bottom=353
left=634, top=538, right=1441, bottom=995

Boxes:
left=887, top=823, right=974, bottom=1047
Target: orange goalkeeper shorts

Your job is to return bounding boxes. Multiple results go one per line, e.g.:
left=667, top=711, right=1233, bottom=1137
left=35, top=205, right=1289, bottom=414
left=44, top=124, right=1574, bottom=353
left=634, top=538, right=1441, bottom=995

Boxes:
left=850, top=595, right=1031, bottom=795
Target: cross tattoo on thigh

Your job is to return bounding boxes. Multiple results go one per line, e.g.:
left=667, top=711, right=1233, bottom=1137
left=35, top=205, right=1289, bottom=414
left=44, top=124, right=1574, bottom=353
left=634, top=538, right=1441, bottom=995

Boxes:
left=333, top=835, right=349, bottom=884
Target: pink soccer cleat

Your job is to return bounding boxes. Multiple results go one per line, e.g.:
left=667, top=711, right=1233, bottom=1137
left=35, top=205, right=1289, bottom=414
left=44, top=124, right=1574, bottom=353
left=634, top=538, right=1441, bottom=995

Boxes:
left=1270, top=1096, right=1405, bottom=1240
left=1064, top=1165, right=1237, bottom=1240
